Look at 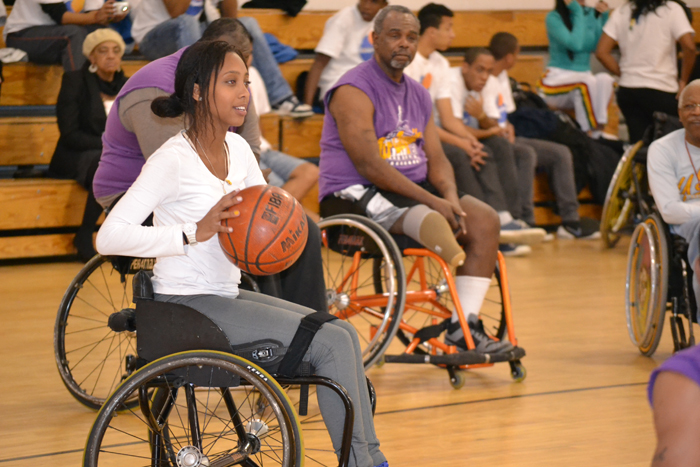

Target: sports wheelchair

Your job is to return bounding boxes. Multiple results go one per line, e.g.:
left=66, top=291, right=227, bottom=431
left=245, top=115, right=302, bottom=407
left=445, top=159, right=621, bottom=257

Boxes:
left=317, top=214, right=526, bottom=389
left=82, top=270, right=370, bottom=467
left=601, top=113, right=682, bottom=248
left=626, top=212, right=697, bottom=356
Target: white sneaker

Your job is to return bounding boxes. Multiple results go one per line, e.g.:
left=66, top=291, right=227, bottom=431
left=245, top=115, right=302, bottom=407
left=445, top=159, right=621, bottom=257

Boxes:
left=499, top=219, right=547, bottom=245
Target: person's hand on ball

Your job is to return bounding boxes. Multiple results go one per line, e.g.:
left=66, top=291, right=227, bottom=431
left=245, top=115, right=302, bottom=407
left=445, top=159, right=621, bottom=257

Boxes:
left=196, top=190, right=244, bottom=242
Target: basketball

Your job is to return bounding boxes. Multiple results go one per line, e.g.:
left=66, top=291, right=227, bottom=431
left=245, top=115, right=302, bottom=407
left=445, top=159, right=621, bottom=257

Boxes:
left=218, top=185, right=308, bottom=276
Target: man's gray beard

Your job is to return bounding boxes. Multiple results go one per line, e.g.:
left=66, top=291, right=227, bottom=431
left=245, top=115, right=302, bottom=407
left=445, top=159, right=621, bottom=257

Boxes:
left=390, top=58, right=408, bottom=69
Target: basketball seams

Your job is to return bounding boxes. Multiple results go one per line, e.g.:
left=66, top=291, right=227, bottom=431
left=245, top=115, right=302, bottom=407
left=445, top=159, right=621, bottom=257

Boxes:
left=254, top=196, right=303, bottom=274
left=244, top=185, right=271, bottom=272
left=219, top=185, right=307, bottom=275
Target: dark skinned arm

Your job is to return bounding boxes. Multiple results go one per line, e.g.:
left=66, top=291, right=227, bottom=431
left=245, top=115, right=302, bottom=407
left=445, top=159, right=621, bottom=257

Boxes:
left=219, top=0, right=238, bottom=17
left=595, top=33, right=621, bottom=76
left=163, top=0, right=191, bottom=18
left=304, top=53, right=331, bottom=106
left=329, top=84, right=465, bottom=231
left=651, top=371, right=700, bottom=466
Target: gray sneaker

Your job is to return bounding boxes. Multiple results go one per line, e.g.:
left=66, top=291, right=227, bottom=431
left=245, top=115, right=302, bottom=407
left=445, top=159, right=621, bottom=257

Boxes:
left=446, top=317, right=514, bottom=354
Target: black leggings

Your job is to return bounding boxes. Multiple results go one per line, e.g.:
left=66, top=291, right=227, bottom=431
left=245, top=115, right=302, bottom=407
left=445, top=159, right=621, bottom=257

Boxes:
left=617, top=86, right=679, bottom=144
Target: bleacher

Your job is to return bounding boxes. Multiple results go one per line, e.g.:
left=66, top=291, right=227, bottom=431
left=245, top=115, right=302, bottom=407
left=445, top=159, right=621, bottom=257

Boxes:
left=1, top=8, right=695, bottom=259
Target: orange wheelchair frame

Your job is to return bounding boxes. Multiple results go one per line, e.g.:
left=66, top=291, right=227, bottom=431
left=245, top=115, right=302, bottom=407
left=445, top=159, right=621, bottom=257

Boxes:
left=319, top=214, right=526, bottom=388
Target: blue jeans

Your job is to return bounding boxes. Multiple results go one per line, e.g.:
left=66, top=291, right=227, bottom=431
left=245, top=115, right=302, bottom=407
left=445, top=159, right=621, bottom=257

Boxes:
left=238, top=16, right=293, bottom=107
left=139, top=14, right=206, bottom=61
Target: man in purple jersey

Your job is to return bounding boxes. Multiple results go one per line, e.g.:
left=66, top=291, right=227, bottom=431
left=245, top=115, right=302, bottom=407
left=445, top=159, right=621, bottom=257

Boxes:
left=318, top=5, right=511, bottom=354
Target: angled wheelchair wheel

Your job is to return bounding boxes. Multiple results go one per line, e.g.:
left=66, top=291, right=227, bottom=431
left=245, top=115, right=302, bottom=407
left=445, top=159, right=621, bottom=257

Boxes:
left=601, top=141, right=645, bottom=248
left=391, top=255, right=507, bottom=354
left=626, top=214, right=668, bottom=356
left=84, top=351, right=303, bottom=467
left=54, top=255, right=152, bottom=409
left=319, top=215, right=406, bottom=369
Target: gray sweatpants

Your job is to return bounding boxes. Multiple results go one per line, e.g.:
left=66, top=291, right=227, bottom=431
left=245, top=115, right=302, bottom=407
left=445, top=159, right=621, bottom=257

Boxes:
left=515, top=137, right=580, bottom=224
left=155, top=290, right=386, bottom=467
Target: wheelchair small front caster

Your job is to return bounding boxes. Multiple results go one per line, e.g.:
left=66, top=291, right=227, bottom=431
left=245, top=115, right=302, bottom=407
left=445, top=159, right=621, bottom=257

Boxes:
left=447, top=367, right=465, bottom=389
left=509, top=361, right=526, bottom=382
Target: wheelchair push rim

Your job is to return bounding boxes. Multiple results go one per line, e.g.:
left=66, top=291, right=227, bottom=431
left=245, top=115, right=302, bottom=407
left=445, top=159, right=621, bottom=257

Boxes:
left=54, top=254, right=144, bottom=410
left=601, top=141, right=644, bottom=248
left=318, top=215, right=406, bottom=369
left=625, top=215, right=667, bottom=355
left=83, top=350, right=303, bottom=467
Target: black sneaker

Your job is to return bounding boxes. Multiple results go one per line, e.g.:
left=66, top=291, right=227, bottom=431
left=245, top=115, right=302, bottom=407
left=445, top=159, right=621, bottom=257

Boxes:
left=557, top=217, right=601, bottom=240
left=446, top=317, right=514, bottom=354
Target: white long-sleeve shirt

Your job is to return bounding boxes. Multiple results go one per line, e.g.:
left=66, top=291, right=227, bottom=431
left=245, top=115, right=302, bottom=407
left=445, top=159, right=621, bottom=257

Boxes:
left=647, top=128, right=700, bottom=226
left=96, top=131, right=266, bottom=298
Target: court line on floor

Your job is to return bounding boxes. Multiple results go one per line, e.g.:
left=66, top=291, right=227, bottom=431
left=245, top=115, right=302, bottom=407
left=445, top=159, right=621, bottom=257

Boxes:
left=0, top=381, right=648, bottom=464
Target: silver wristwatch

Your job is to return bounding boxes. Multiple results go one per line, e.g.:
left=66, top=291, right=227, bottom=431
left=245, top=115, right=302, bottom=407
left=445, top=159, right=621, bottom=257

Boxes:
left=183, top=222, right=198, bottom=246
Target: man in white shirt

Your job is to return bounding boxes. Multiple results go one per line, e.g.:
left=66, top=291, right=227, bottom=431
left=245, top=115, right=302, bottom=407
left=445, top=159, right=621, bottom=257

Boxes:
left=482, top=32, right=600, bottom=240
left=303, top=0, right=387, bottom=109
left=404, top=4, right=545, bottom=252
left=648, top=80, right=700, bottom=320
left=4, top=0, right=122, bottom=71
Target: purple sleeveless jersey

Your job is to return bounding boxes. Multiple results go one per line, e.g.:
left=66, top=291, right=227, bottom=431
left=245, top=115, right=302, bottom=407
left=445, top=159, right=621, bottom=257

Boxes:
left=318, top=57, right=433, bottom=200
left=648, top=344, right=700, bottom=405
left=93, top=48, right=186, bottom=200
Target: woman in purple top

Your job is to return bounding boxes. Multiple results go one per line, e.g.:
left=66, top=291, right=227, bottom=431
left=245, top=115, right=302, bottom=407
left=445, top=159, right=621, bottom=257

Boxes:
left=647, top=343, right=700, bottom=465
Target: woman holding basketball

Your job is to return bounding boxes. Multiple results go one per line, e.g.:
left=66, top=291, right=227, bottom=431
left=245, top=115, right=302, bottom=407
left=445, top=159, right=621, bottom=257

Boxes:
left=96, top=40, right=388, bottom=467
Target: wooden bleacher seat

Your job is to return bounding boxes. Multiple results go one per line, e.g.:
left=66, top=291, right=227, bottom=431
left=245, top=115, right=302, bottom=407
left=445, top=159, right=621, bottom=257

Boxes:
left=0, top=114, right=280, bottom=259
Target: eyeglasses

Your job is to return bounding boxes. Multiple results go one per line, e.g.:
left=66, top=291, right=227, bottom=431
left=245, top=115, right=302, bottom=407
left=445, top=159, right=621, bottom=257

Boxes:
left=681, top=103, right=700, bottom=112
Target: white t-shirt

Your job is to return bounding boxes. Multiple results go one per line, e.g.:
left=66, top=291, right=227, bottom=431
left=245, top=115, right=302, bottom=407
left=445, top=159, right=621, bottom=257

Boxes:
left=316, top=5, right=374, bottom=99
left=481, top=70, right=516, bottom=128
left=132, top=0, right=203, bottom=44
left=648, top=128, right=700, bottom=225
left=247, top=65, right=272, bottom=153
left=96, top=131, right=266, bottom=298
left=445, top=66, right=482, bottom=129
left=403, top=50, right=452, bottom=105
left=4, top=0, right=66, bottom=38
left=603, top=2, right=694, bottom=93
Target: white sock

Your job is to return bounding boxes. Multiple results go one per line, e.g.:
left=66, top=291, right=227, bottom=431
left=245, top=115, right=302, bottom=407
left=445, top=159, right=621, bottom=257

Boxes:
left=449, top=275, right=492, bottom=338
left=498, top=211, right=513, bottom=226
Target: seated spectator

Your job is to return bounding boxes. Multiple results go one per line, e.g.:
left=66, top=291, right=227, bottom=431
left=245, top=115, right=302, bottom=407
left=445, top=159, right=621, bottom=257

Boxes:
left=303, top=0, right=387, bottom=110
left=540, top=0, right=614, bottom=138
left=319, top=6, right=513, bottom=354
left=648, top=80, right=700, bottom=320
left=596, top=0, right=695, bottom=143
left=93, top=18, right=327, bottom=315
left=133, top=0, right=311, bottom=116
left=3, top=0, right=124, bottom=71
left=246, top=42, right=321, bottom=222
left=483, top=32, right=601, bottom=239
left=404, top=3, right=546, bottom=256
left=648, top=343, right=700, bottom=466
left=48, top=28, right=128, bottom=261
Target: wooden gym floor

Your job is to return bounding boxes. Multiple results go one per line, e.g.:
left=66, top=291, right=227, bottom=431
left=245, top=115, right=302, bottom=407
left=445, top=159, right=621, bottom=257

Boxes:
left=0, top=237, right=695, bottom=466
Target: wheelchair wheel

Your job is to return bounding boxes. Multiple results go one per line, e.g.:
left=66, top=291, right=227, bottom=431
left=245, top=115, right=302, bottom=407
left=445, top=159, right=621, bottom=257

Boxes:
left=54, top=254, right=147, bottom=409
left=391, top=256, right=507, bottom=354
left=601, top=141, right=645, bottom=248
left=84, top=351, right=303, bottom=467
left=626, top=214, right=668, bottom=356
left=319, top=215, right=406, bottom=369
